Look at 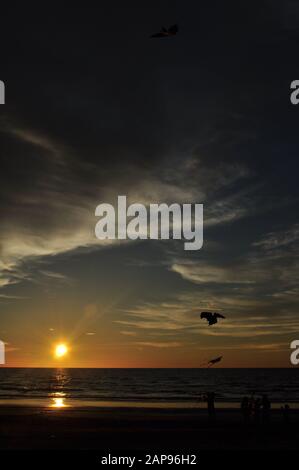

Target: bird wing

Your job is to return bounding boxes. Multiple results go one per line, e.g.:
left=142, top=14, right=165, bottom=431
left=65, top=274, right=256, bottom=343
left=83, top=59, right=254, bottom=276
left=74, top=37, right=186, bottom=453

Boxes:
left=215, top=313, right=226, bottom=319
left=201, top=312, right=213, bottom=321
left=168, top=24, right=178, bottom=34
left=209, top=356, right=223, bottom=364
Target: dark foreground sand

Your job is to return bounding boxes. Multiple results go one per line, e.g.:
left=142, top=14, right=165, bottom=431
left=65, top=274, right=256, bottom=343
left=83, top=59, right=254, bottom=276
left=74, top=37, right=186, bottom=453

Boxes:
left=0, top=406, right=298, bottom=451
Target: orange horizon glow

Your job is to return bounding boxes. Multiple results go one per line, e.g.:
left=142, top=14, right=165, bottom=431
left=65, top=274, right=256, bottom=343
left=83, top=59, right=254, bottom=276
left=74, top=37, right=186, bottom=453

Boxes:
left=0, top=336, right=293, bottom=368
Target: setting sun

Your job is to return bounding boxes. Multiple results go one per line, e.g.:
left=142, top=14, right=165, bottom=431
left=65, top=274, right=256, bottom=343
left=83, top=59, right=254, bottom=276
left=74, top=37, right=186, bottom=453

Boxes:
left=54, top=343, right=68, bottom=358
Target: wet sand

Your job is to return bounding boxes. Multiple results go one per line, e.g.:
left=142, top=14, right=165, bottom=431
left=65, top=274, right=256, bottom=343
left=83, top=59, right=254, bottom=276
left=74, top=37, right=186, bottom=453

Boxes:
left=0, top=405, right=298, bottom=450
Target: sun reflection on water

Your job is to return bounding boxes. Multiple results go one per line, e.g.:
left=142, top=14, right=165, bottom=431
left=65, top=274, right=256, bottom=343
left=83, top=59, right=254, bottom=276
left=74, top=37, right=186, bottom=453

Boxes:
left=51, top=397, right=67, bottom=408
left=48, top=368, right=70, bottom=408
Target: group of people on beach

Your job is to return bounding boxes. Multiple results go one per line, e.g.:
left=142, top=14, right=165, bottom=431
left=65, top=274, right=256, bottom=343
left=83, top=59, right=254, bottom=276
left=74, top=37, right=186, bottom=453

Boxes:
left=203, top=392, right=291, bottom=424
left=241, top=394, right=271, bottom=423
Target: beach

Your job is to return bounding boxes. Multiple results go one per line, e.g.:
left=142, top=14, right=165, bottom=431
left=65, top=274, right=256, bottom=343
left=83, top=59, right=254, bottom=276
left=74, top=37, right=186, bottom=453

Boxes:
left=0, top=404, right=298, bottom=451
left=0, top=368, right=298, bottom=451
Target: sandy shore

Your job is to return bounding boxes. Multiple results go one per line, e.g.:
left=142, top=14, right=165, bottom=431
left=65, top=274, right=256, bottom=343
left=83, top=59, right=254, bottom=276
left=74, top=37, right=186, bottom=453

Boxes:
left=0, top=405, right=298, bottom=450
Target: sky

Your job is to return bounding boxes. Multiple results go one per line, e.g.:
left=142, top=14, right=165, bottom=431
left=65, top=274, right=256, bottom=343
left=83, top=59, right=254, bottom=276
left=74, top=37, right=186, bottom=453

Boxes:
left=1, top=1, right=299, bottom=367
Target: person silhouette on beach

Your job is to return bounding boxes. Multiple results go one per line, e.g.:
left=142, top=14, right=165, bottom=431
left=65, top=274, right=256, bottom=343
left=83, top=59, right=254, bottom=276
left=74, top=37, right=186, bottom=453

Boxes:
left=253, top=398, right=261, bottom=424
left=262, top=394, right=271, bottom=423
left=281, top=404, right=290, bottom=424
left=248, top=394, right=255, bottom=419
left=241, top=396, right=250, bottom=423
left=205, top=392, right=215, bottom=418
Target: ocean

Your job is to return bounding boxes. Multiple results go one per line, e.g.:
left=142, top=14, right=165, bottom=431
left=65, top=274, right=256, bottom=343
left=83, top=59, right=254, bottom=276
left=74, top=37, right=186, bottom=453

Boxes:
left=0, top=368, right=298, bottom=407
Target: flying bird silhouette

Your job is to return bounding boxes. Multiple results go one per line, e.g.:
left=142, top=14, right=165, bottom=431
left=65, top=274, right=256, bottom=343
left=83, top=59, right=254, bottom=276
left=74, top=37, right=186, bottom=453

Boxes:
left=200, top=311, right=226, bottom=326
left=150, top=24, right=178, bottom=38
left=208, top=356, right=223, bottom=368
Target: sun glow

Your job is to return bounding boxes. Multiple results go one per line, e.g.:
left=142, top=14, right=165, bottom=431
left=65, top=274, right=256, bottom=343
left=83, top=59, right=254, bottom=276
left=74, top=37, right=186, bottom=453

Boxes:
left=54, top=343, right=68, bottom=358
left=51, top=397, right=66, bottom=408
